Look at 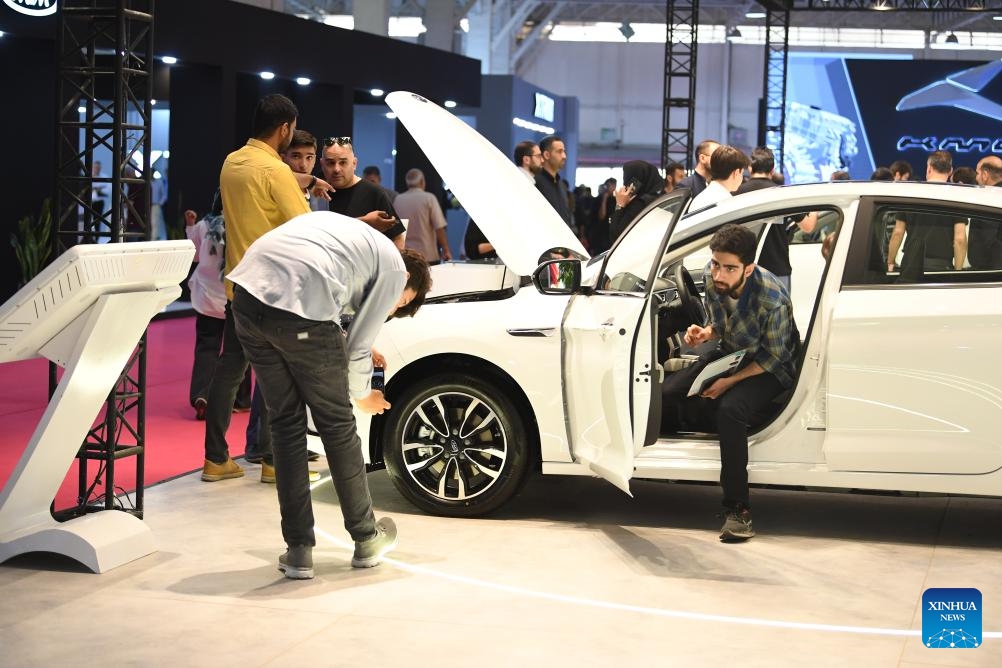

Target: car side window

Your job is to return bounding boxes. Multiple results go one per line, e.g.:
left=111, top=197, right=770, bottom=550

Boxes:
left=851, top=203, right=1002, bottom=285
left=599, top=197, right=685, bottom=294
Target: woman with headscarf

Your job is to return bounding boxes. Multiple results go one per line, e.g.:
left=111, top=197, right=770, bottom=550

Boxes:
left=609, top=161, right=664, bottom=246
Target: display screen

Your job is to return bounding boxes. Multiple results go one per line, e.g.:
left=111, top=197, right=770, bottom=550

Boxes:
left=534, top=92, right=555, bottom=122
left=784, top=55, right=1002, bottom=183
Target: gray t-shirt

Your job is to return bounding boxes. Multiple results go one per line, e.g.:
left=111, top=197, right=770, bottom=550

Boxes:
left=228, top=211, right=406, bottom=398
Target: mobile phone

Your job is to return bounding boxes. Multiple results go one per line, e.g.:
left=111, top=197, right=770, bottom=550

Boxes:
left=371, top=366, right=385, bottom=392
left=627, top=178, right=642, bottom=194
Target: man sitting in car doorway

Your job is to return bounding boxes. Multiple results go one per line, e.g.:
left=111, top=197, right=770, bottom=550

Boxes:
left=660, top=224, right=799, bottom=543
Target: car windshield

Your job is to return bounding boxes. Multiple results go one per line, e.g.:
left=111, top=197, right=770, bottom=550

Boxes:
left=600, top=196, right=686, bottom=294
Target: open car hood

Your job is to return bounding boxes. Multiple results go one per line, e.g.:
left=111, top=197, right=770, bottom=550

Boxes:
left=386, top=91, right=588, bottom=276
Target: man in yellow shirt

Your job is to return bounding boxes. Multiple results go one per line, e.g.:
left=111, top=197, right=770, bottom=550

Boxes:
left=202, top=94, right=310, bottom=484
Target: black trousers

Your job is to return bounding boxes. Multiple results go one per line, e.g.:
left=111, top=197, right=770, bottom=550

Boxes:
left=203, top=301, right=271, bottom=464
left=189, top=312, right=251, bottom=408
left=661, top=351, right=784, bottom=510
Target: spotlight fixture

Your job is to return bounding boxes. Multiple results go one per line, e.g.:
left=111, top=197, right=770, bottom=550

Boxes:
left=370, top=88, right=385, bottom=97
left=944, top=32, right=959, bottom=44
left=296, top=77, right=311, bottom=86
left=745, top=11, right=766, bottom=19
left=151, top=99, right=157, bottom=106
left=385, top=112, right=397, bottom=120
left=77, top=106, right=86, bottom=114
left=618, top=21, right=635, bottom=41
left=444, top=100, right=457, bottom=108
left=994, top=15, right=1002, bottom=21
left=161, top=56, right=178, bottom=65
left=726, top=26, right=742, bottom=41
left=259, top=71, right=275, bottom=80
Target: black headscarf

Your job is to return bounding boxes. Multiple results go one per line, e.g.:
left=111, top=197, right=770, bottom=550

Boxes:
left=623, top=161, right=664, bottom=203
left=610, top=161, right=665, bottom=243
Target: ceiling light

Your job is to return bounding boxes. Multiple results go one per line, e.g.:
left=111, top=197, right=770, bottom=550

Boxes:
left=371, top=88, right=385, bottom=97
left=994, top=15, right=1002, bottom=21
left=0, top=31, right=6, bottom=38
left=871, top=1, right=892, bottom=10
left=161, top=55, right=177, bottom=65
left=385, top=112, right=397, bottom=120
left=296, top=77, right=311, bottom=86
left=78, top=106, right=86, bottom=114
left=726, top=26, right=742, bottom=41
left=945, top=32, right=959, bottom=44
left=151, top=99, right=157, bottom=106
left=618, top=21, right=635, bottom=41
left=745, top=11, right=766, bottom=19
left=444, top=100, right=457, bottom=108
left=259, top=71, right=275, bottom=80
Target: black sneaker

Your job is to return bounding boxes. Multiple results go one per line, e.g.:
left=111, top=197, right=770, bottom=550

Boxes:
left=351, top=518, right=398, bottom=568
left=278, top=545, right=314, bottom=579
left=719, top=508, right=755, bottom=542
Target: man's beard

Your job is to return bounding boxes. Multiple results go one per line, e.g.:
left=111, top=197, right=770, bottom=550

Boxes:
left=714, top=273, right=746, bottom=298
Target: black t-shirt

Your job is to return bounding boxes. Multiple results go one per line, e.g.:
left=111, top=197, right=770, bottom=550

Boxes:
left=534, top=170, right=572, bottom=227
left=328, top=179, right=406, bottom=239
left=901, top=212, right=958, bottom=261
left=736, top=177, right=792, bottom=276
left=463, top=220, right=496, bottom=260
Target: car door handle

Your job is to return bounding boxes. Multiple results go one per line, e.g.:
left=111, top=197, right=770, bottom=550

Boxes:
left=507, top=328, right=556, bottom=337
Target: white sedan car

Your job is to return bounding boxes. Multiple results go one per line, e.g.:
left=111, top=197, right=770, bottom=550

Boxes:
left=355, top=92, right=1002, bottom=517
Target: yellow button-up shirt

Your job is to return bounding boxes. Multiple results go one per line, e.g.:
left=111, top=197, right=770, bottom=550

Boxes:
left=219, top=138, right=310, bottom=299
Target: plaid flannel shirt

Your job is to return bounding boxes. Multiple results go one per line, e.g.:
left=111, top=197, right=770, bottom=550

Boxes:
left=702, top=264, right=798, bottom=388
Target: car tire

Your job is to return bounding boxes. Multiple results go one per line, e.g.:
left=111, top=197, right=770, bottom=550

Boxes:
left=383, top=374, right=530, bottom=517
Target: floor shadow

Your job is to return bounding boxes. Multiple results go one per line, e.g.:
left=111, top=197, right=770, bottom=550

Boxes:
left=166, top=548, right=413, bottom=600
left=376, top=472, right=1002, bottom=551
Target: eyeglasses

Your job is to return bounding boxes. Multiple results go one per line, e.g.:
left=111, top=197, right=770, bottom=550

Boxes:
left=323, top=136, right=352, bottom=147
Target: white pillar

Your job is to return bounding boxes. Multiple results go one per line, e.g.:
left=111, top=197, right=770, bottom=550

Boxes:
left=464, top=0, right=512, bottom=74
left=424, top=0, right=455, bottom=52
left=355, top=0, right=390, bottom=37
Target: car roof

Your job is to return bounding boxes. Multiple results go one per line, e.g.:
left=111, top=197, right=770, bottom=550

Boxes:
left=673, top=181, right=1000, bottom=242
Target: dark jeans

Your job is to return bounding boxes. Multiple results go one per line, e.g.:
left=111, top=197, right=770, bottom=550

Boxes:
left=245, top=382, right=265, bottom=454
left=203, top=302, right=271, bottom=464
left=232, top=286, right=377, bottom=547
left=661, top=350, right=785, bottom=510
left=190, top=312, right=251, bottom=407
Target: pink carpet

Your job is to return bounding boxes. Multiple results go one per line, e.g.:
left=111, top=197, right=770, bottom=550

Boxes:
left=0, top=315, right=250, bottom=510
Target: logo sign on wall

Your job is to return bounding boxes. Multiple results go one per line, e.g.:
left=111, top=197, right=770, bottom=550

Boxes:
left=922, top=588, right=982, bottom=649
left=3, top=0, right=57, bottom=17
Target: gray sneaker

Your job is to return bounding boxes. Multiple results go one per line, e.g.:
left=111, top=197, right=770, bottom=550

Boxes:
left=278, top=545, right=314, bottom=579
left=719, top=508, right=755, bottom=542
left=352, top=518, right=398, bottom=568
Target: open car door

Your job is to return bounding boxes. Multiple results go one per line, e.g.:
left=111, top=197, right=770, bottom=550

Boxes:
left=561, top=191, right=690, bottom=493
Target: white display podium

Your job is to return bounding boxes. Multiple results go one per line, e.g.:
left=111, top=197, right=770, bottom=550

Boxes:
left=0, top=240, right=195, bottom=573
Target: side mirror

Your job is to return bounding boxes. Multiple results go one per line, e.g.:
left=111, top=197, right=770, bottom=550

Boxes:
left=532, top=258, right=582, bottom=294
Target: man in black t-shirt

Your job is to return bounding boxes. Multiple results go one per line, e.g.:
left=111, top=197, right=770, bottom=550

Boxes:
left=319, top=137, right=406, bottom=249
left=736, top=148, right=783, bottom=277
left=969, top=156, right=1002, bottom=270
left=886, top=151, right=966, bottom=276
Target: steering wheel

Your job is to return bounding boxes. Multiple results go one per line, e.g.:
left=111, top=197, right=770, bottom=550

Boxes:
left=673, top=264, right=706, bottom=328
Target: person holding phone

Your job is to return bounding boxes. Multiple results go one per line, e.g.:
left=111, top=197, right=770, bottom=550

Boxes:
left=609, top=161, right=664, bottom=245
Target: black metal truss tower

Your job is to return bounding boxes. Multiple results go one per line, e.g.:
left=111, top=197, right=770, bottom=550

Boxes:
left=661, top=0, right=699, bottom=171
left=52, top=0, right=155, bottom=519
left=762, top=8, right=790, bottom=176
